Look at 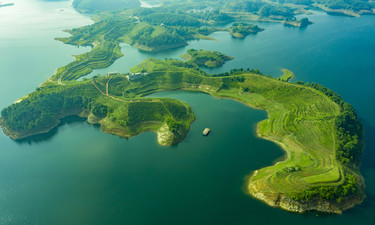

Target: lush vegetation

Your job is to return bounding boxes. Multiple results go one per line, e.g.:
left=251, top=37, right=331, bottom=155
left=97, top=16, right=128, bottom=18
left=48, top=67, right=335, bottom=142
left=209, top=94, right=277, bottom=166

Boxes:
left=194, top=10, right=234, bottom=25
left=2, top=0, right=368, bottom=209
left=0, top=76, right=195, bottom=145
left=142, top=13, right=201, bottom=27
left=315, top=0, right=375, bottom=15
left=125, top=23, right=192, bottom=51
left=72, top=0, right=375, bottom=23
left=56, top=16, right=195, bottom=51
left=219, top=0, right=295, bottom=19
left=181, top=49, right=233, bottom=68
left=54, top=0, right=347, bottom=84
left=0, top=0, right=368, bottom=215
left=290, top=173, right=358, bottom=202
left=1, top=56, right=365, bottom=211
left=1, top=82, right=100, bottom=137
left=52, top=15, right=218, bottom=81
left=263, top=80, right=364, bottom=203
left=53, top=39, right=123, bottom=81
left=309, top=82, right=363, bottom=167
left=229, top=23, right=264, bottom=38
left=186, top=0, right=374, bottom=17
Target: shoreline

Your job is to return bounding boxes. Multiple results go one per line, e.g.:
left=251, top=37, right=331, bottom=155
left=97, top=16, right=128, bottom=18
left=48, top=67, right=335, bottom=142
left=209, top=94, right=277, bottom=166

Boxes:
left=248, top=183, right=365, bottom=214
left=1, top=103, right=195, bottom=146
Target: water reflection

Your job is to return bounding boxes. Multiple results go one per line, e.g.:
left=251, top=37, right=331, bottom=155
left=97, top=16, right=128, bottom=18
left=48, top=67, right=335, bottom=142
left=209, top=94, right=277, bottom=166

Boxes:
left=15, top=116, right=90, bottom=145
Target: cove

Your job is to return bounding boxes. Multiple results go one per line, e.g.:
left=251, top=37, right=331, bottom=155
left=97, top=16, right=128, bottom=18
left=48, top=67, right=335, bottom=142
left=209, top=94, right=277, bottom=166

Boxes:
left=0, top=91, right=285, bottom=225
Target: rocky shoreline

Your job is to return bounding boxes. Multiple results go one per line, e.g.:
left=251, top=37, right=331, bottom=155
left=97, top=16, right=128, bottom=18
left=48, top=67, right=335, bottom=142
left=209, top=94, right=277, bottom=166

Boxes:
left=248, top=177, right=365, bottom=214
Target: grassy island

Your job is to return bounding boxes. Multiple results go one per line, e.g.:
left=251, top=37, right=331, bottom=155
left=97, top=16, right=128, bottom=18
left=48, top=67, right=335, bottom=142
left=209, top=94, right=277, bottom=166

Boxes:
left=0, top=56, right=365, bottom=213
left=229, top=23, right=264, bottom=38
left=283, top=18, right=313, bottom=27
left=181, top=49, right=233, bottom=68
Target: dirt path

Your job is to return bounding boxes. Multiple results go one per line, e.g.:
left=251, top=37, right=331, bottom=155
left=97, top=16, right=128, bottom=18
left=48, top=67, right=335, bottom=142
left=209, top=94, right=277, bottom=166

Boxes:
left=106, top=76, right=112, bottom=96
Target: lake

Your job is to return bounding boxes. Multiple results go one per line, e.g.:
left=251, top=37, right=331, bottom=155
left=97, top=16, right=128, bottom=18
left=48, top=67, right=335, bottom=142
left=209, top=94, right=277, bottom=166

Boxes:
left=0, top=0, right=374, bottom=224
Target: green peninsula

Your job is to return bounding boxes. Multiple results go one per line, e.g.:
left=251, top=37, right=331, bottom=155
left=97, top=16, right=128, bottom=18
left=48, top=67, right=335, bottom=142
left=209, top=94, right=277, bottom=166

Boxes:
left=181, top=49, right=233, bottom=68
left=0, top=56, right=365, bottom=213
left=279, top=69, right=295, bottom=82
left=0, top=75, right=195, bottom=145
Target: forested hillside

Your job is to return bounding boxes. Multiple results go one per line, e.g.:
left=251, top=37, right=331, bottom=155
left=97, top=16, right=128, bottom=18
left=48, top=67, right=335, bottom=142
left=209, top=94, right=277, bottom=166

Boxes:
left=71, top=0, right=374, bottom=18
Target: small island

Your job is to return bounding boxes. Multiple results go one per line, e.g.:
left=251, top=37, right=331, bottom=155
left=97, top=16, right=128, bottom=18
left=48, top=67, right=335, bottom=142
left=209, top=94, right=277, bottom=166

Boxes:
left=229, top=23, right=264, bottom=38
left=181, top=49, right=233, bottom=68
left=283, top=18, right=313, bottom=27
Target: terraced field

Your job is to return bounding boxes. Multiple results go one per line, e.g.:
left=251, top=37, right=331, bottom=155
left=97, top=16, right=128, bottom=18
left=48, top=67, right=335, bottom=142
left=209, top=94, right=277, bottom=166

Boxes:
left=240, top=79, right=344, bottom=194
left=53, top=39, right=123, bottom=82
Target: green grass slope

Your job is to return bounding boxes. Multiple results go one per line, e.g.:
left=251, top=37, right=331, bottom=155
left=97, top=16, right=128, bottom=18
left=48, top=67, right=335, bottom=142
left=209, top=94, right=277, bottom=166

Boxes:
left=53, top=39, right=123, bottom=82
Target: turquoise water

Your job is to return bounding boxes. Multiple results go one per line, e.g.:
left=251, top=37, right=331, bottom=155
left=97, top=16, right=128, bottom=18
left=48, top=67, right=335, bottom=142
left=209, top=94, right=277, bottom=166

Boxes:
left=1, top=1, right=375, bottom=224
left=0, top=0, right=92, bottom=109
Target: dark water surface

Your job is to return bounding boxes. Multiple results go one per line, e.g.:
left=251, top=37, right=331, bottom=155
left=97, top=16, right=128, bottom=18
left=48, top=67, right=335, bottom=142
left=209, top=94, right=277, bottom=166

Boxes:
left=0, top=1, right=374, bottom=224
